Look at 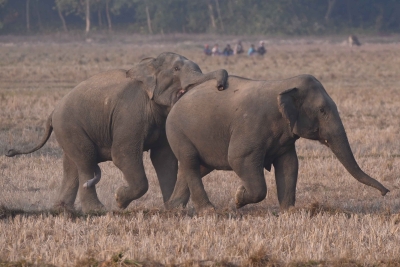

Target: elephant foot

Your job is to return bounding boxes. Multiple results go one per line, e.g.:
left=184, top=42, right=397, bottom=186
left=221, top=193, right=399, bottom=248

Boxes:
left=279, top=202, right=296, bottom=212
left=165, top=197, right=187, bottom=210
left=280, top=206, right=296, bottom=214
left=115, top=186, right=134, bottom=209
left=235, top=185, right=247, bottom=209
left=81, top=200, right=106, bottom=214
left=197, top=204, right=216, bottom=216
left=52, top=201, right=75, bottom=212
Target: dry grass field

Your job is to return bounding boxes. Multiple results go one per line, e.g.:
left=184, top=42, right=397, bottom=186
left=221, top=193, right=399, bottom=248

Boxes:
left=1, top=34, right=400, bottom=266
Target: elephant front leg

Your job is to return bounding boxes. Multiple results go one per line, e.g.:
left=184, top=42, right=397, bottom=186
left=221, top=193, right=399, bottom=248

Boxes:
left=150, top=144, right=178, bottom=203
left=272, top=147, right=299, bottom=210
left=229, top=154, right=267, bottom=209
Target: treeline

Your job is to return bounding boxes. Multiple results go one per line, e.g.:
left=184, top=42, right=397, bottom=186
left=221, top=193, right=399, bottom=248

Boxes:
left=0, top=0, right=399, bottom=35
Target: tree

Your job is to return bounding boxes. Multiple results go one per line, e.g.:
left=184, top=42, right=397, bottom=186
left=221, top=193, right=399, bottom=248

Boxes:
left=215, top=0, right=223, bottom=31
left=145, top=3, right=152, bottom=34
left=207, top=0, right=216, bottom=30
left=324, top=0, right=337, bottom=23
left=26, top=0, right=30, bottom=32
left=54, top=0, right=72, bottom=32
left=84, top=0, right=90, bottom=33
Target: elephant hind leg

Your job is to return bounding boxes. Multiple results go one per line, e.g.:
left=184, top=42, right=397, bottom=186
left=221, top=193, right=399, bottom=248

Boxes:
left=53, top=153, right=79, bottom=210
left=112, top=151, right=149, bottom=209
left=165, top=164, right=213, bottom=210
left=54, top=128, right=105, bottom=213
left=69, top=146, right=104, bottom=212
left=77, top=162, right=106, bottom=213
left=150, top=144, right=178, bottom=203
left=178, top=162, right=215, bottom=213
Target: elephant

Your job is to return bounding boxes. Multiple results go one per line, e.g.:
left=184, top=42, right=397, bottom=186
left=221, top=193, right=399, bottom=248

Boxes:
left=6, top=52, right=228, bottom=213
left=165, top=74, right=389, bottom=213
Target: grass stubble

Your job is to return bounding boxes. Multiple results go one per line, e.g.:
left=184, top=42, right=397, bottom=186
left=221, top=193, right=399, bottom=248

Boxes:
left=0, top=34, right=400, bottom=266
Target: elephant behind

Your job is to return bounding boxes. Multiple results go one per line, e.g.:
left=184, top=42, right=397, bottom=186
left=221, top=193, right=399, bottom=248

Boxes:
left=165, top=75, right=389, bottom=213
left=6, top=52, right=228, bottom=213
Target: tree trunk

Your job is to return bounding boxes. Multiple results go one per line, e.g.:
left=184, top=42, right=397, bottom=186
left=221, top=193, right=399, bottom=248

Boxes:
left=375, top=4, right=384, bottom=32
left=346, top=1, right=352, bottom=26
left=98, top=8, right=102, bottom=27
left=85, top=0, right=90, bottom=34
left=324, top=0, right=336, bottom=23
left=215, top=0, right=224, bottom=31
left=106, top=0, right=112, bottom=31
left=145, top=5, right=153, bottom=34
left=26, top=0, right=30, bottom=32
left=57, top=6, right=68, bottom=32
left=208, top=1, right=216, bottom=29
left=35, top=0, right=42, bottom=31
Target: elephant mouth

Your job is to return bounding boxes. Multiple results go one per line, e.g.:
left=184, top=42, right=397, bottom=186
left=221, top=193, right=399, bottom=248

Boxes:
left=177, top=89, right=187, bottom=99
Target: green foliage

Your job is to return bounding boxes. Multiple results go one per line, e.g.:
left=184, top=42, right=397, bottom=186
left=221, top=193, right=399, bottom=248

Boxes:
left=0, top=0, right=400, bottom=34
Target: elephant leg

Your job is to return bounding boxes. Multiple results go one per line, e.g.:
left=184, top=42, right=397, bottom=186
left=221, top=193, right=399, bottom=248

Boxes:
left=272, top=146, right=298, bottom=210
left=53, top=153, right=79, bottom=210
left=56, top=134, right=104, bottom=213
left=229, top=151, right=267, bottom=209
left=150, top=144, right=178, bottom=203
left=179, top=161, right=215, bottom=213
left=112, top=150, right=149, bottom=209
left=76, top=161, right=105, bottom=213
left=165, top=164, right=213, bottom=209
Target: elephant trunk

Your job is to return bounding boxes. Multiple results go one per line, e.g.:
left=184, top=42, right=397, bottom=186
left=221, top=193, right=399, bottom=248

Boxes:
left=181, top=67, right=227, bottom=92
left=324, top=121, right=389, bottom=196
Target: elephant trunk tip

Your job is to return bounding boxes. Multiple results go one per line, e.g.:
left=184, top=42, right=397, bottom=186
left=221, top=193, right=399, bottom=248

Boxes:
left=381, top=187, right=390, bottom=196
left=5, top=149, right=18, bottom=157
left=217, top=84, right=225, bottom=91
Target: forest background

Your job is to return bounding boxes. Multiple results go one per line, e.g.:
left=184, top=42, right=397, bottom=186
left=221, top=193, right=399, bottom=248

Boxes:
left=0, top=0, right=400, bottom=36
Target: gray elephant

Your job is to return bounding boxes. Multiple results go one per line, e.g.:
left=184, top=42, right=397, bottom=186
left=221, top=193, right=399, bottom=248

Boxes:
left=165, top=74, right=389, bottom=213
left=6, top=52, right=228, bottom=213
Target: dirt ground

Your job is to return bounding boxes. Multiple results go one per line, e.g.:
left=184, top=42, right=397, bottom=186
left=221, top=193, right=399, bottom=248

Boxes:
left=0, top=33, right=400, bottom=266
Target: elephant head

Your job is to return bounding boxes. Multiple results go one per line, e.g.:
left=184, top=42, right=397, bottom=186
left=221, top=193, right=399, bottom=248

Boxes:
left=278, top=75, right=389, bottom=196
left=126, top=52, right=227, bottom=109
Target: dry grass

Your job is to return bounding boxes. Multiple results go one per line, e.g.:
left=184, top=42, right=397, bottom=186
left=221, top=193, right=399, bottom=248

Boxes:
left=1, top=34, right=400, bottom=266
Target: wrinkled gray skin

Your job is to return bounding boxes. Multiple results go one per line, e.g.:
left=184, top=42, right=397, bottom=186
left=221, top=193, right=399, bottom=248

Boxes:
left=165, top=75, right=389, bottom=213
left=6, top=52, right=228, bottom=213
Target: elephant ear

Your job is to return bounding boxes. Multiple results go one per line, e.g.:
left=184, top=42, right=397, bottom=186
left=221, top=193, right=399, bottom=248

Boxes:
left=126, top=57, right=157, bottom=100
left=277, top=88, right=299, bottom=133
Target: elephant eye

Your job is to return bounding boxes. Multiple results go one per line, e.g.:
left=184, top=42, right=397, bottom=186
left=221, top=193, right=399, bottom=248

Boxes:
left=319, top=108, right=325, bottom=113
left=174, top=67, right=180, bottom=71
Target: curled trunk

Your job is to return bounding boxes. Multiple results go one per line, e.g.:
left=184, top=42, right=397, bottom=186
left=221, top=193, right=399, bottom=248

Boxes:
left=181, top=68, right=227, bottom=92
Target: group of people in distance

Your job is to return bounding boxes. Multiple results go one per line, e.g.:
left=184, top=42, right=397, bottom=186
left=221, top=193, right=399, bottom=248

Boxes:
left=204, top=41, right=266, bottom=56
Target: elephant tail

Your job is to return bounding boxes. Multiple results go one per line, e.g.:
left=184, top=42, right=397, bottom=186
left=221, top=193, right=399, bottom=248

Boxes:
left=6, top=112, right=54, bottom=157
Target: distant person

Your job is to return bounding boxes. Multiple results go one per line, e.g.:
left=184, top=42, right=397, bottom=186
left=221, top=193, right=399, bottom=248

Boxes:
left=223, top=44, right=233, bottom=56
left=348, top=35, right=361, bottom=47
left=248, top=44, right=256, bottom=56
left=211, top=43, right=221, bottom=56
left=257, top=41, right=266, bottom=56
left=234, top=41, right=244, bottom=55
left=204, top=44, right=212, bottom=56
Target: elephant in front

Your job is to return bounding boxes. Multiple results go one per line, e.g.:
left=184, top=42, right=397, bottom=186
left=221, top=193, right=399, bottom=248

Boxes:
left=6, top=52, right=228, bottom=213
left=165, top=74, right=389, bottom=213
